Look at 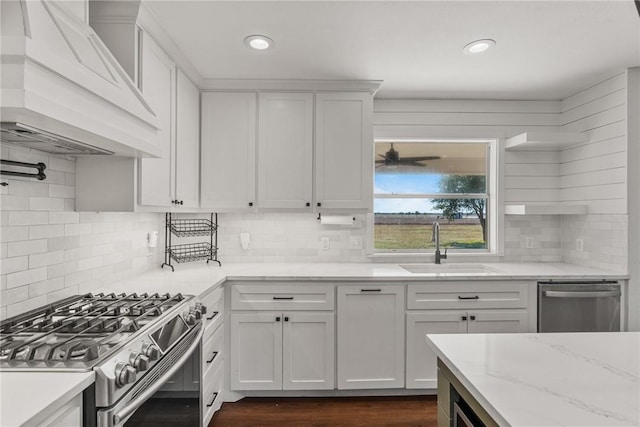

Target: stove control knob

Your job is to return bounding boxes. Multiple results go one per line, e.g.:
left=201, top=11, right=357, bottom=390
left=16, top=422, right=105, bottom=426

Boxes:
left=185, top=312, right=197, bottom=325
left=130, top=352, right=150, bottom=372
left=195, top=302, right=207, bottom=315
left=190, top=306, right=202, bottom=320
left=142, top=343, right=160, bottom=361
left=115, top=362, right=137, bottom=387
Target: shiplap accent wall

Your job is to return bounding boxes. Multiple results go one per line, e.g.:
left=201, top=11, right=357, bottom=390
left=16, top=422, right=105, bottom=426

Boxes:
left=560, top=71, right=628, bottom=214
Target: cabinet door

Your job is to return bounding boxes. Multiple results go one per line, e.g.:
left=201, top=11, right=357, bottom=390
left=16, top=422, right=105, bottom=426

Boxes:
left=257, top=92, right=313, bottom=210
left=467, top=310, right=529, bottom=334
left=175, top=69, right=200, bottom=208
left=406, top=311, right=467, bottom=389
left=337, top=285, right=404, bottom=389
left=283, top=312, right=335, bottom=390
left=315, top=92, right=373, bottom=210
left=230, top=313, right=282, bottom=390
left=201, top=92, right=257, bottom=211
left=46, top=393, right=82, bottom=427
left=138, top=31, right=174, bottom=207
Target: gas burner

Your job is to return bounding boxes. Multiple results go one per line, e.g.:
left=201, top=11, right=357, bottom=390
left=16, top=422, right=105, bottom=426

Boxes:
left=52, top=339, right=100, bottom=361
left=0, top=292, right=193, bottom=368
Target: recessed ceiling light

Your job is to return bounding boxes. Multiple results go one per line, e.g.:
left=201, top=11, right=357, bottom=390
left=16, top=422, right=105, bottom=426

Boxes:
left=244, top=35, right=274, bottom=51
left=463, top=39, right=496, bottom=55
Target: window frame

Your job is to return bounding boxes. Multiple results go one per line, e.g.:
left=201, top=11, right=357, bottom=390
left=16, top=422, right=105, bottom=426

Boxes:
left=371, top=138, right=499, bottom=255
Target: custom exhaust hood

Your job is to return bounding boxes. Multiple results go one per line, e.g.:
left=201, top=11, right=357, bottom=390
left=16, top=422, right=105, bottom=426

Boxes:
left=0, top=0, right=161, bottom=157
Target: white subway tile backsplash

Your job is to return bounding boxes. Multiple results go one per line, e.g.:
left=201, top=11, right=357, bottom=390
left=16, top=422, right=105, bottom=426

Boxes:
left=2, top=195, right=29, bottom=210
left=1, top=285, right=29, bottom=306
left=7, top=180, right=49, bottom=197
left=29, top=250, right=64, bottom=268
left=0, top=226, right=29, bottom=243
left=29, top=196, right=65, bottom=211
left=29, top=224, right=64, bottom=240
left=8, top=239, right=47, bottom=257
left=7, top=267, right=47, bottom=289
left=49, top=184, right=75, bottom=198
left=8, top=211, right=48, bottom=226
left=48, top=157, right=75, bottom=173
left=49, top=211, right=79, bottom=224
left=29, top=277, right=64, bottom=298
left=1, top=149, right=163, bottom=316
left=1, top=256, right=28, bottom=275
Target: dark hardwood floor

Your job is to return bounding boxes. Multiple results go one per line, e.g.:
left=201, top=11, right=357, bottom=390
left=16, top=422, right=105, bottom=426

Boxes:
left=124, top=396, right=438, bottom=427
left=210, top=396, right=438, bottom=427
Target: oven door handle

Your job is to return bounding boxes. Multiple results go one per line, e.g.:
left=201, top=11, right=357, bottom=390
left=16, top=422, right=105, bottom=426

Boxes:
left=543, top=290, right=621, bottom=298
left=113, top=325, right=204, bottom=425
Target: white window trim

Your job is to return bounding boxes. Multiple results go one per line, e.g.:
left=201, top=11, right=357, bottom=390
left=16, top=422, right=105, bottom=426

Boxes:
left=368, top=138, right=502, bottom=261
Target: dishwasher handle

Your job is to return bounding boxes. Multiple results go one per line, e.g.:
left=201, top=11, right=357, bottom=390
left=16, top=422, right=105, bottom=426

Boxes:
left=543, top=290, right=621, bottom=298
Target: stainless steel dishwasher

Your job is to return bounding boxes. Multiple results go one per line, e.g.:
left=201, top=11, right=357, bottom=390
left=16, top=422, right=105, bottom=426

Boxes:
left=538, top=281, right=621, bottom=332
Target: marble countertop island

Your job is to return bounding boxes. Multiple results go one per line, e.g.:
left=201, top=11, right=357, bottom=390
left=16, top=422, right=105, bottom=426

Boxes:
left=427, top=332, right=640, bottom=426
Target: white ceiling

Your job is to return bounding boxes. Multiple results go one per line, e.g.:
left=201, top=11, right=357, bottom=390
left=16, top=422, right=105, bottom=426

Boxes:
left=146, top=1, right=640, bottom=100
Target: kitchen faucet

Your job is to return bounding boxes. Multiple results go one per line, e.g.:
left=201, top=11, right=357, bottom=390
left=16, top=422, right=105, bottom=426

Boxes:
left=432, top=221, right=447, bottom=264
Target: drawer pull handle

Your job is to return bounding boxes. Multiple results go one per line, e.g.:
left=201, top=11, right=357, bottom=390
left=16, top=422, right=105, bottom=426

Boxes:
left=273, top=296, right=294, bottom=300
left=458, top=295, right=479, bottom=300
left=206, top=311, right=219, bottom=321
left=361, top=289, right=381, bottom=292
left=206, top=392, right=218, bottom=407
left=206, top=351, right=218, bottom=364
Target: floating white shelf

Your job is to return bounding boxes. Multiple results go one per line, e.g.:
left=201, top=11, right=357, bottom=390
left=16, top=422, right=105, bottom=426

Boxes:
left=505, top=204, right=588, bottom=215
left=505, top=132, right=588, bottom=151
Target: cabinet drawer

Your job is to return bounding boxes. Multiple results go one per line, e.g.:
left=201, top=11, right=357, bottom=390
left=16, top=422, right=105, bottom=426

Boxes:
left=231, top=284, right=334, bottom=310
left=201, top=287, right=223, bottom=338
left=202, top=362, right=223, bottom=427
left=202, top=325, right=223, bottom=379
left=407, top=282, right=528, bottom=310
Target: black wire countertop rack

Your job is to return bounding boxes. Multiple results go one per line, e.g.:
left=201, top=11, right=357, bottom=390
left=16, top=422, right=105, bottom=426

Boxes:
left=162, top=213, right=220, bottom=271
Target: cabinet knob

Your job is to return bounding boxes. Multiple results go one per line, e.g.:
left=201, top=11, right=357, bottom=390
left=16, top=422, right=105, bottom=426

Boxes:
left=470, top=315, right=476, bottom=321
left=306, top=202, right=310, bottom=207
left=317, top=202, right=322, bottom=207
left=461, top=316, right=468, bottom=321
left=179, top=200, right=183, bottom=205
left=276, top=316, right=281, bottom=322
left=284, top=316, right=289, bottom=322
left=249, top=202, right=253, bottom=207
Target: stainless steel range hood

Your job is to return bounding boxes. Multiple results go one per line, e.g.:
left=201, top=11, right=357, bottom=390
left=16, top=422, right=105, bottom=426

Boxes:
left=0, top=0, right=161, bottom=157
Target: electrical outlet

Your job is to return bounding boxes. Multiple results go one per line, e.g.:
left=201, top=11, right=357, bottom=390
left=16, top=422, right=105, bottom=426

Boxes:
left=349, top=236, right=363, bottom=250
left=576, top=238, right=584, bottom=252
left=320, top=236, right=330, bottom=250
left=525, top=237, right=534, bottom=249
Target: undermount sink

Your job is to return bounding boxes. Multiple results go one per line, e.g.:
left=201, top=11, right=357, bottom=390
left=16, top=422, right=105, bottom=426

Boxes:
left=400, top=263, right=495, bottom=274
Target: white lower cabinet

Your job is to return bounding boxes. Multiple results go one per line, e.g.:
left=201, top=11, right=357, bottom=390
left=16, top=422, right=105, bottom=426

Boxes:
left=230, top=311, right=335, bottom=390
left=45, top=393, right=82, bottom=427
left=336, top=285, right=405, bottom=389
left=405, top=282, right=530, bottom=389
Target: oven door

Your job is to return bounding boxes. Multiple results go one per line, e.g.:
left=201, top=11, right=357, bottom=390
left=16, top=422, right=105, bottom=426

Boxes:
left=96, top=324, right=203, bottom=427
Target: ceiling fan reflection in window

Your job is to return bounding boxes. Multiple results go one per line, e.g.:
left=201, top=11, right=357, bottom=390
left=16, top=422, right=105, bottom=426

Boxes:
left=375, top=143, right=441, bottom=168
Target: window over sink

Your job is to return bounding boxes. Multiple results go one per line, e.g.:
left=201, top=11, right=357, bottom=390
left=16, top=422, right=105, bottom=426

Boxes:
left=373, top=139, right=498, bottom=253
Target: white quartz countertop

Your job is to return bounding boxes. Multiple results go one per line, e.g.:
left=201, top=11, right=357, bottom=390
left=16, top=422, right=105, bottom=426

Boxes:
left=0, top=371, right=94, bottom=427
left=427, top=332, right=640, bottom=426
left=92, top=261, right=627, bottom=296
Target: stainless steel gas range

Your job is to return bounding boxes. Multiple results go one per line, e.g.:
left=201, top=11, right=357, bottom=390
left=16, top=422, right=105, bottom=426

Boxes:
left=0, top=292, right=206, bottom=427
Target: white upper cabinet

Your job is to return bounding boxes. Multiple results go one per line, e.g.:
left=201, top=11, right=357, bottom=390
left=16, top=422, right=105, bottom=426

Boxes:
left=257, top=92, right=314, bottom=210
left=201, top=92, right=257, bottom=211
left=175, top=69, right=201, bottom=208
left=315, top=92, right=373, bottom=211
left=138, top=30, right=175, bottom=207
